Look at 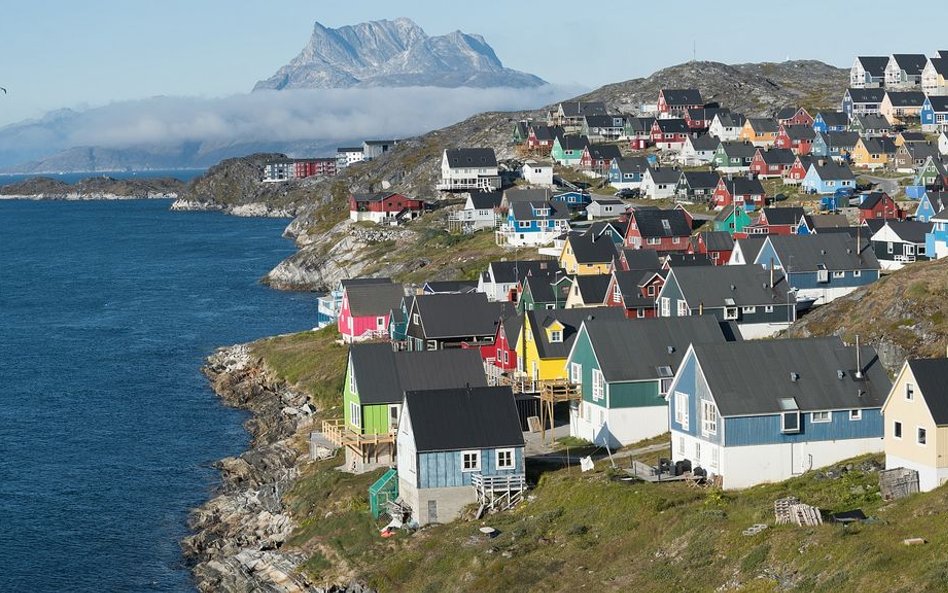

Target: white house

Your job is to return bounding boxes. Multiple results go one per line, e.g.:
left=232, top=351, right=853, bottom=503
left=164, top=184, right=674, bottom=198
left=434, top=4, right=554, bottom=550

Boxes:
left=586, top=197, right=629, bottom=220
left=476, top=260, right=562, bottom=302
left=437, top=148, right=501, bottom=191
left=940, top=131, right=948, bottom=156
left=641, top=167, right=680, bottom=200
left=850, top=56, right=888, bottom=88
left=522, top=159, right=554, bottom=187
left=336, top=146, right=364, bottom=169
left=922, top=56, right=948, bottom=96
left=453, top=191, right=502, bottom=230
left=709, top=112, right=746, bottom=141
left=678, top=134, right=719, bottom=166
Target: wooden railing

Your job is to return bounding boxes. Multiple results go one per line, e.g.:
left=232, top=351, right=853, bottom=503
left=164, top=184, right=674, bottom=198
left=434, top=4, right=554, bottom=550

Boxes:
left=321, top=419, right=395, bottom=449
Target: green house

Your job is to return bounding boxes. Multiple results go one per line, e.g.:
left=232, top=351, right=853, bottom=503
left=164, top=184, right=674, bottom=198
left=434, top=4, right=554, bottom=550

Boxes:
left=565, top=316, right=736, bottom=448
left=339, top=343, right=487, bottom=472
left=551, top=135, right=589, bottom=166
left=519, top=273, right=572, bottom=312
left=713, top=206, right=753, bottom=233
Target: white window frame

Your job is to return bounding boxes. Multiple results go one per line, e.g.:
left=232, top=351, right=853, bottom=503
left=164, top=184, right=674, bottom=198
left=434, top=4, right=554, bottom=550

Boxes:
left=741, top=306, right=757, bottom=314
left=832, top=270, right=845, bottom=279
left=570, top=362, right=582, bottom=384
left=917, top=427, right=927, bottom=446
left=461, top=450, right=481, bottom=472
left=412, top=313, right=420, bottom=325
left=811, top=411, right=832, bottom=424
left=592, top=369, right=605, bottom=401
left=675, top=391, right=690, bottom=431
left=764, top=305, right=774, bottom=313
left=495, top=448, right=515, bottom=470
left=701, top=400, right=717, bottom=435
left=550, top=330, right=563, bottom=343
left=781, top=410, right=801, bottom=433
left=350, top=401, right=361, bottom=428
left=906, top=383, right=914, bottom=401
left=850, top=409, right=862, bottom=421
left=677, top=299, right=689, bottom=316
left=677, top=436, right=685, bottom=455
left=637, top=308, right=647, bottom=318
left=724, top=306, right=738, bottom=320
left=710, top=446, right=719, bottom=469
left=661, top=297, right=671, bottom=317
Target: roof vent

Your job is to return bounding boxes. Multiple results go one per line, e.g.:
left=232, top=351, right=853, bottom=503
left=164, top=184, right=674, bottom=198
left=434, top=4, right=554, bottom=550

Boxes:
left=730, top=284, right=736, bottom=290
left=667, top=346, right=675, bottom=354
left=790, top=372, right=800, bottom=382
left=837, top=370, right=846, bottom=380
left=847, top=248, right=852, bottom=254
left=820, top=249, right=826, bottom=255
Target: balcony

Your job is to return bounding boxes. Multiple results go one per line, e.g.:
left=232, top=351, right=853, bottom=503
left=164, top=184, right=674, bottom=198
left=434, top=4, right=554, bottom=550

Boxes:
left=321, top=419, right=395, bottom=455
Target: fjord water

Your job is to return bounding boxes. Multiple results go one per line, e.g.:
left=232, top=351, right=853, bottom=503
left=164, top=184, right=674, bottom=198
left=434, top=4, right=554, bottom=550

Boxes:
left=0, top=200, right=315, bottom=592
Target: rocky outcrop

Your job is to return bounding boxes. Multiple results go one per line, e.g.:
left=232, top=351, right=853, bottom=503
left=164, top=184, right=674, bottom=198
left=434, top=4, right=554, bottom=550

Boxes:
left=0, top=175, right=185, bottom=199
left=183, top=344, right=330, bottom=593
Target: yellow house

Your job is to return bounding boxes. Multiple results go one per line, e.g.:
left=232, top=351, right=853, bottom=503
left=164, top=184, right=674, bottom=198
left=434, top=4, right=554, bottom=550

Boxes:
left=851, top=137, right=895, bottom=170
left=881, top=358, right=948, bottom=492
left=559, top=233, right=618, bottom=276
left=738, top=118, right=779, bottom=147
left=518, top=307, right=624, bottom=385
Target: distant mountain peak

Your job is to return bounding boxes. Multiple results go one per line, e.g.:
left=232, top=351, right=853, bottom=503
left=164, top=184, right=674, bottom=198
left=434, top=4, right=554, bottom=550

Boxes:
left=253, top=17, right=545, bottom=91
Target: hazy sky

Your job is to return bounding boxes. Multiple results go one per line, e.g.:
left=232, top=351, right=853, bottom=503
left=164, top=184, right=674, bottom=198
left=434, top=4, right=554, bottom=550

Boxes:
left=1, top=0, right=946, bottom=126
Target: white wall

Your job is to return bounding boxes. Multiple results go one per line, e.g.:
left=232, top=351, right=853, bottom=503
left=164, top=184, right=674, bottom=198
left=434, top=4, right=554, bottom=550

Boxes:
left=885, top=452, right=948, bottom=492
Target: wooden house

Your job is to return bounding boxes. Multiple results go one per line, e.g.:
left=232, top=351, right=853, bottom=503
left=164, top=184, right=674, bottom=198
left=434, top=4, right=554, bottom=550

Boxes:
left=396, top=386, right=525, bottom=525
left=922, top=55, right=948, bottom=96
left=850, top=56, right=888, bottom=88
left=882, top=358, right=948, bottom=492
left=921, top=95, right=948, bottom=133
left=550, top=101, right=607, bottom=129
left=566, top=316, right=737, bottom=448
left=851, top=137, right=897, bottom=170
left=775, top=124, right=815, bottom=155
left=641, top=167, right=681, bottom=199
left=685, top=107, right=726, bottom=131
left=842, top=87, right=886, bottom=118
left=709, top=112, right=747, bottom=142
left=522, top=159, right=554, bottom=187
left=688, top=230, right=735, bottom=264
left=811, top=131, right=860, bottom=162
left=657, top=89, right=703, bottom=116
left=738, top=118, right=779, bottom=147
left=914, top=156, right=948, bottom=190
left=586, top=197, right=628, bottom=220
left=745, top=207, right=805, bottom=237
left=604, top=268, right=664, bottom=318
left=884, top=54, right=927, bottom=89
left=338, top=343, right=487, bottom=472
left=550, top=135, right=590, bottom=166
left=560, top=232, right=619, bottom=275
left=776, top=107, right=814, bottom=127
left=608, top=156, right=650, bottom=189
left=880, top=91, right=926, bottom=124
left=564, top=274, right=614, bottom=309
left=525, top=124, right=564, bottom=153
left=405, top=292, right=507, bottom=350
left=480, top=313, right=522, bottom=375
left=801, top=160, right=856, bottom=195
left=438, top=148, right=501, bottom=191
left=624, top=207, right=693, bottom=252
left=497, top=199, right=571, bottom=247
left=867, top=219, right=933, bottom=270
left=623, top=117, right=655, bottom=149
left=349, top=192, right=424, bottom=224
left=711, top=141, right=756, bottom=173
left=750, top=148, right=796, bottom=178
left=581, top=114, right=626, bottom=142
left=580, top=143, right=623, bottom=174
left=849, top=114, right=892, bottom=138
left=914, top=191, right=948, bottom=222
left=712, top=177, right=767, bottom=211
left=675, top=170, right=721, bottom=202
left=927, top=209, right=948, bottom=258
left=856, top=191, right=905, bottom=223
left=454, top=191, right=502, bottom=230
left=812, top=111, right=849, bottom=133
left=651, top=118, right=691, bottom=150
left=678, top=134, right=720, bottom=166
left=890, top=142, right=940, bottom=173
left=477, top=259, right=560, bottom=302
left=712, top=206, right=753, bottom=234
left=516, top=271, right=572, bottom=312
left=783, top=155, right=815, bottom=185
left=668, top=337, right=890, bottom=489
left=339, top=281, right=406, bottom=343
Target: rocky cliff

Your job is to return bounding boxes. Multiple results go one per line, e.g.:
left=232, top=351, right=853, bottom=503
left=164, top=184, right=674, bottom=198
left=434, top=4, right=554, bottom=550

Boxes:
left=253, top=18, right=545, bottom=91
left=0, top=175, right=185, bottom=199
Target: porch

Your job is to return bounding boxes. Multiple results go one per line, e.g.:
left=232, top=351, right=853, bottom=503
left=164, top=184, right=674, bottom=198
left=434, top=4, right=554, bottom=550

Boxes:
left=472, top=472, right=527, bottom=517
left=320, top=418, right=396, bottom=464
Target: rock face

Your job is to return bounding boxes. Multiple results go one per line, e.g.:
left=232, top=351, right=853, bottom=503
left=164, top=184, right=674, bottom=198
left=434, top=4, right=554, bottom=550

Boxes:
left=253, top=18, right=545, bottom=91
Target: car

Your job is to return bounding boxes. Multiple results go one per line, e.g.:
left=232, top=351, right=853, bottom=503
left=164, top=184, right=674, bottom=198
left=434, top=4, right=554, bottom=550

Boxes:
left=614, top=188, right=640, bottom=198
left=834, top=187, right=855, bottom=199
left=773, top=193, right=787, bottom=202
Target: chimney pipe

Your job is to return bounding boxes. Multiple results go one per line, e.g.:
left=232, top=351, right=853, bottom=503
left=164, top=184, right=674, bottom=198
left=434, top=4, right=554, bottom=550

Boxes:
left=855, top=335, right=864, bottom=379
left=770, top=257, right=775, bottom=288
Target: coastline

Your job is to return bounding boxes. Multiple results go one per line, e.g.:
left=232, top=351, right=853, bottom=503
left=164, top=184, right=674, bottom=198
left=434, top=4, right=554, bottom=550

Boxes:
left=185, top=344, right=374, bottom=593
left=0, top=192, right=178, bottom=200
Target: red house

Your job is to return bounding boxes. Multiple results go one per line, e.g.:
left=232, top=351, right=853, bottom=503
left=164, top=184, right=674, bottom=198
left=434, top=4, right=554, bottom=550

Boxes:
left=581, top=144, right=623, bottom=173
left=349, top=192, right=425, bottom=224
left=477, top=314, right=521, bottom=373
left=624, top=208, right=692, bottom=252
left=777, top=107, right=814, bottom=127
left=744, top=207, right=806, bottom=236
left=750, top=148, right=796, bottom=178
left=657, top=89, right=704, bottom=115
left=605, top=269, right=664, bottom=319
left=338, top=281, right=405, bottom=343
left=685, top=107, right=724, bottom=131
left=295, top=158, right=337, bottom=178
left=774, top=125, right=816, bottom=155
left=687, top=230, right=735, bottom=265
left=783, top=155, right=815, bottom=185
left=712, top=177, right=767, bottom=210
left=857, top=192, right=905, bottom=223
left=526, top=124, right=562, bottom=153
left=650, top=119, right=691, bottom=150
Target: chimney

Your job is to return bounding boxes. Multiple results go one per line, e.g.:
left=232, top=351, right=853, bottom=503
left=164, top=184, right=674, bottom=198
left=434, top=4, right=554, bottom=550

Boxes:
left=855, top=335, right=864, bottom=379
left=770, top=258, right=775, bottom=288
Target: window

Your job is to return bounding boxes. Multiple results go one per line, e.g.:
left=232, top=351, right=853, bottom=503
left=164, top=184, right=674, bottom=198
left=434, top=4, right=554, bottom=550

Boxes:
left=389, top=404, right=400, bottom=430
left=765, top=305, right=774, bottom=313
left=637, top=308, right=647, bottom=318
left=741, top=306, right=757, bottom=314
left=549, top=330, right=563, bottom=343
left=811, top=411, right=832, bottom=423
left=906, top=383, right=914, bottom=400
left=592, top=369, right=605, bottom=401
left=724, top=307, right=738, bottom=320
left=377, top=316, right=385, bottom=328
left=918, top=427, right=927, bottom=446
left=412, top=313, right=420, bottom=325
left=817, top=265, right=829, bottom=283
left=613, top=283, right=622, bottom=303
left=496, top=449, right=515, bottom=470
left=647, top=237, right=661, bottom=245
left=850, top=409, right=862, bottom=421
left=782, top=411, right=801, bottom=433
left=660, top=378, right=673, bottom=396
left=894, top=421, right=902, bottom=439
left=461, top=450, right=481, bottom=472
left=678, top=436, right=685, bottom=455
left=350, top=401, right=361, bottom=428
left=675, top=391, right=690, bottom=431
left=518, top=221, right=530, bottom=228
left=349, top=361, right=357, bottom=394
left=702, top=400, right=717, bottom=435
left=832, top=271, right=845, bottom=279
left=647, top=285, right=656, bottom=297
left=570, top=362, right=582, bottom=384
left=661, top=297, right=671, bottom=317
left=672, top=237, right=681, bottom=244
left=710, top=446, right=719, bottom=469
left=677, top=299, right=690, bottom=316
left=695, top=441, right=701, bottom=463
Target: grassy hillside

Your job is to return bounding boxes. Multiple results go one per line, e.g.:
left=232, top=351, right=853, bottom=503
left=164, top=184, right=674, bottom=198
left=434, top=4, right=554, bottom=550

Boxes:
left=787, top=258, right=948, bottom=372
left=250, top=328, right=948, bottom=593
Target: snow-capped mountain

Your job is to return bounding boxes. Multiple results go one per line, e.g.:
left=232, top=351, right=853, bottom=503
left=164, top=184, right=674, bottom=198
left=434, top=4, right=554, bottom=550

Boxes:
left=253, top=17, right=545, bottom=91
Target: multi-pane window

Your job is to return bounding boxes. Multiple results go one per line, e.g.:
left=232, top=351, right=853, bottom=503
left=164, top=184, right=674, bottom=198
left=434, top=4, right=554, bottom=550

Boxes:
left=675, top=392, right=689, bottom=430
left=496, top=449, right=515, bottom=470
left=592, top=370, right=604, bottom=401
left=461, top=450, right=481, bottom=472
left=350, top=402, right=361, bottom=428
left=702, top=400, right=717, bottom=435
left=906, top=383, right=914, bottom=400
left=811, top=411, right=832, bottom=423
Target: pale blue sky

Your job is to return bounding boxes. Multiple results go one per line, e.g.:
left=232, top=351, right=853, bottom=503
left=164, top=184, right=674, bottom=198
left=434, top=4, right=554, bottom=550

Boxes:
left=1, top=0, right=946, bottom=126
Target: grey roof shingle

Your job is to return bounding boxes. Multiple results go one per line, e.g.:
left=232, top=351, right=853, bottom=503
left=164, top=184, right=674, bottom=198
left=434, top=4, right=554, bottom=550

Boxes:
left=854, top=114, right=892, bottom=130
left=469, top=191, right=503, bottom=209
left=782, top=125, right=816, bottom=141
left=632, top=208, right=692, bottom=237
left=846, top=87, right=886, bottom=103
left=718, top=142, right=757, bottom=158
left=891, top=54, right=928, bottom=75
left=413, top=293, right=507, bottom=338
left=698, top=231, right=735, bottom=251
left=559, top=101, right=607, bottom=118
left=869, top=220, right=932, bottom=244
left=669, top=264, right=792, bottom=307
left=747, top=118, right=779, bottom=133
left=809, top=160, right=856, bottom=181
left=761, top=207, right=806, bottom=226
left=660, top=88, right=704, bottom=106
left=581, top=316, right=738, bottom=383
left=404, top=386, right=525, bottom=453
left=692, top=337, right=891, bottom=416
left=566, top=233, right=619, bottom=264
left=612, top=156, right=650, bottom=174
left=510, top=200, right=571, bottom=221
left=586, top=144, right=623, bottom=161
left=655, top=119, right=690, bottom=134
left=907, top=358, right=948, bottom=425
left=350, top=343, right=488, bottom=405
left=885, top=91, right=926, bottom=108
left=687, top=134, right=721, bottom=151
left=445, top=148, right=497, bottom=168
left=680, top=171, right=721, bottom=191
left=816, top=112, right=849, bottom=128
left=572, top=275, right=614, bottom=306
left=856, top=56, right=889, bottom=77
left=487, top=260, right=561, bottom=284
left=646, top=167, right=684, bottom=185
left=622, top=248, right=662, bottom=271
left=346, top=282, right=406, bottom=317
left=526, top=307, right=625, bottom=359
left=763, top=234, right=880, bottom=271
left=759, top=148, right=797, bottom=165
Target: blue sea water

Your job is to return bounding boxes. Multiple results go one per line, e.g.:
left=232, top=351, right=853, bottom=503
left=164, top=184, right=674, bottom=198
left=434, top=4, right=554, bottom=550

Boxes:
left=0, top=199, right=316, bottom=592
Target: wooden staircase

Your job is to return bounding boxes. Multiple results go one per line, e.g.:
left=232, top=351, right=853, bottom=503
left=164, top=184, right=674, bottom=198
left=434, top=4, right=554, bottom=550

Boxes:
left=472, top=473, right=527, bottom=517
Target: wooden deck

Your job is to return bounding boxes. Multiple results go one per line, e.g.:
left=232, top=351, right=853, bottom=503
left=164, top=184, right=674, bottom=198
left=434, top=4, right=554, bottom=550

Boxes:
left=539, top=379, right=581, bottom=441
left=321, top=418, right=395, bottom=462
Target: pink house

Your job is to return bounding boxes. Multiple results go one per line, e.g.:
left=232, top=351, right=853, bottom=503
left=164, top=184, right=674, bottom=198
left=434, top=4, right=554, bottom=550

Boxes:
left=338, top=281, right=406, bottom=343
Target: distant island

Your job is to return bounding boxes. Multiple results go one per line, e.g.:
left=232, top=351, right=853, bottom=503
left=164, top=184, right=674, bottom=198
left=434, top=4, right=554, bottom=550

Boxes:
left=0, top=175, right=186, bottom=200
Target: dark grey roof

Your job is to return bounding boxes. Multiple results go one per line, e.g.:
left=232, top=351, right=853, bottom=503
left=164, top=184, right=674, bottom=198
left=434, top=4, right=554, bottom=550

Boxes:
left=503, top=188, right=555, bottom=203
left=622, top=248, right=662, bottom=271
left=818, top=131, right=861, bottom=149
left=350, top=343, right=487, bottom=405
left=612, top=156, right=650, bottom=174
left=445, top=148, right=497, bottom=168
left=715, top=113, right=746, bottom=128
left=560, top=101, right=607, bottom=118
left=423, top=280, right=478, bottom=294
left=803, top=214, right=850, bottom=229
left=687, top=134, right=721, bottom=151
left=856, top=56, right=889, bottom=77
left=718, top=141, right=757, bottom=158
left=404, top=386, right=524, bottom=452
left=902, top=142, right=939, bottom=160
left=632, top=208, right=692, bottom=237
left=530, top=124, right=563, bottom=142
left=763, top=234, right=880, bottom=271
left=661, top=88, right=704, bottom=106
left=699, top=230, right=735, bottom=251
left=861, top=137, right=897, bottom=155
left=816, top=112, right=849, bottom=127
left=646, top=167, right=683, bottom=185
left=346, top=282, right=406, bottom=317
left=469, top=191, right=503, bottom=209
left=526, top=307, right=625, bottom=359
left=762, top=207, right=805, bottom=226
left=891, top=54, right=928, bottom=75
left=341, top=277, right=394, bottom=288
left=670, top=264, right=793, bottom=308
left=625, top=117, right=655, bottom=133
left=522, top=272, right=572, bottom=304
left=692, top=337, right=891, bottom=416
left=573, top=275, right=614, bottom=306
left=922, top=191, right=948, bottom=212
left=722, top=178, right=765, bottom=195
left=846, top=87, right=886, bottom=103
left=586, top=144, right=623, bottom=160
left=588, top=219, right=629, bottom=239
left=733, top=237, right=767, bottom=262
left=655, top=118, right=690, bottom=133
left=747, top=118, right=779, bottom=133
left=510, top=200, right=571, bottom=221
left=885, top=91, right=926, bottom=107
left=567, top=233, right=618, bottom=264
left=337, top=146, right=363, bottom=153
left=775, top=107, right=797, bottom=120
left=487, top=260, right=560, bottom=283
left=613, top=270, right=659, bottom=308
left=665, top=253, right=714, bottom=268
left=414, top=293, right=505, bottom=338
left=931, top=57, right=948, bottom=77
left=809, top=160, right=856, bottom=181
left=907, top=359, right=948, bottom=425
left=854, top=114, right=891, bottom=130
left=759, top=148, right=797, bottom=165
left=857, top=191, right=893, bottom=210
left=899, top=131, right=927, bottom=142
left=680, top=171, right=721, bottom=190
left=782, top=125, right=816, bottom=140
left=688, top=107, right=728, bottom=121
left=581, top=316, right=737, bottom=383
left=584, top=114, right=622, bottom=127
left=870, top=220, right=932, bottom=244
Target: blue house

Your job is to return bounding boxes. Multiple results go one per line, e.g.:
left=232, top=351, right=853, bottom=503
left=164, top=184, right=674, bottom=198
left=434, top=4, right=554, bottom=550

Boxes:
left=915, top=191, right=948, bottom=222
left=608, top=156, right=650, bottom=189
left=811, top=132, right=860, bottom=161
left=550, top=190, right=592, bottom=210
left=754, top=234, right=880, bottom=305
left=395, top=386, right=525, bottom=526
left=667, top=337, right=890, bottom=489
left=801, top=161, right=856, bottom=195
left=926, top=209, right=948, bottom=259
left=841, top=88, right=886, bottom=118
left=498, top=199, right=571, bottom=247
left=921, top=96, right=948, bottom=133
left=812, top=111, right=849, bottom=133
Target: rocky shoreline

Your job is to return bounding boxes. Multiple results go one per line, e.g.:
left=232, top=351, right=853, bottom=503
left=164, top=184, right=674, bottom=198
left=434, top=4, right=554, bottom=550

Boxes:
left=171, top=198, right=295, bottom=218
left=184, top=344, right=375, bottom=593
left=0, top=191, right=178, bottom=200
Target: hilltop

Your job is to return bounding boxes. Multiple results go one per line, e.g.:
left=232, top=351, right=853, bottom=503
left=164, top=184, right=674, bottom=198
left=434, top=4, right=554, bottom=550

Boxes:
left=786, top=258, right=948, bottom=372
left=0, top=175, right=185, bottom=199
